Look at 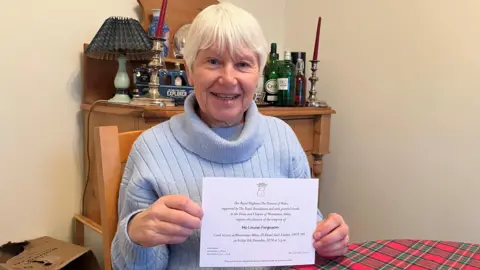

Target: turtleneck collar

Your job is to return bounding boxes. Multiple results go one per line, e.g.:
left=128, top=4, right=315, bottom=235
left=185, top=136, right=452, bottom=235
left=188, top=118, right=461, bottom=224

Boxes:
left=169, top=93, right=266, bottom=164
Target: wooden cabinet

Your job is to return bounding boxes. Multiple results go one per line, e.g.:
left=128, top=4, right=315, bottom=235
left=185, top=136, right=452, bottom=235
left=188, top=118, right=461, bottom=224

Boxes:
left=79, top=0, right=336, bottom=227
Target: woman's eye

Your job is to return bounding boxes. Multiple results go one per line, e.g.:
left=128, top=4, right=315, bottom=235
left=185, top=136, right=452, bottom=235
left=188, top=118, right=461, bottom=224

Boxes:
left=237, top=62, right=251, bottom=68
left=207, top=58, right=219, bottom=65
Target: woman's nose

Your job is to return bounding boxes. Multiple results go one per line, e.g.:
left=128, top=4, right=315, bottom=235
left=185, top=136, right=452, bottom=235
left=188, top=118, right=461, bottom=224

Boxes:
left=218, top=64, right=238, bottom=86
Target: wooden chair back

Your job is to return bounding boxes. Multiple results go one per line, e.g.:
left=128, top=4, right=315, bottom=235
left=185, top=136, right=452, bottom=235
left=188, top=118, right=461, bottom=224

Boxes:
left=94, top=126, right=144, bottom=270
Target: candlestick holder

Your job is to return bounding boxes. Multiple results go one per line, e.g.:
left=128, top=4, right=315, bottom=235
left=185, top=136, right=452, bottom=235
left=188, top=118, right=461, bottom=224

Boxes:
left=130, top=37, right=175, bottom=107
left=306, top=60, right=328, bottom=108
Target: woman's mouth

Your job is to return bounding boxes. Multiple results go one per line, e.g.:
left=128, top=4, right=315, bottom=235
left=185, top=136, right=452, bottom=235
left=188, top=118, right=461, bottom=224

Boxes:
left=211, top=92, right=241, bottom=100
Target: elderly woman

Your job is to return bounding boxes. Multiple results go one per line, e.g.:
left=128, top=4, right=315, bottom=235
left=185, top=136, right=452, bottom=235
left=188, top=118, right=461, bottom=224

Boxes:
left=111, top=2, right=349, bottom=269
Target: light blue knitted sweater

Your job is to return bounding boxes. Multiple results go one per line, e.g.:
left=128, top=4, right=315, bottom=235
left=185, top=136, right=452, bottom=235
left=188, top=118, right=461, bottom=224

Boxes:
left=111, top=93, right=323, bottom=270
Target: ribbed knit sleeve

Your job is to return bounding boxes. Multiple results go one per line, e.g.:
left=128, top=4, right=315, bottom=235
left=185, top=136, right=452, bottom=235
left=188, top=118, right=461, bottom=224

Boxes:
left=111, top=140, right=169, bottom=270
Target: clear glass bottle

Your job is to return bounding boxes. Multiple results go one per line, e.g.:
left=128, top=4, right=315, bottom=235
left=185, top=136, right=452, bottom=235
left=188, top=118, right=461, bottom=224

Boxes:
left=294, top=58, right=307, bottom=106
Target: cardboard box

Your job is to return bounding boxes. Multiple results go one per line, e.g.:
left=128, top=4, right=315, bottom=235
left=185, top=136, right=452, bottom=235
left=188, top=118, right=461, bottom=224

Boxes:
left=0, top=236, right=100, bottom=269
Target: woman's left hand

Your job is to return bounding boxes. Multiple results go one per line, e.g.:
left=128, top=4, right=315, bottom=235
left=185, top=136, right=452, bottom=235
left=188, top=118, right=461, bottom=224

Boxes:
left=313, top=213, right=350, bottom=258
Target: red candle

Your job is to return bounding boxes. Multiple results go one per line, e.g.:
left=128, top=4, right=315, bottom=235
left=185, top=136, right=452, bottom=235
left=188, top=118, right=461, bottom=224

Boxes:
left=155, top=0, right=168, bottom=38
left=312, top=17, right=322, bottom=60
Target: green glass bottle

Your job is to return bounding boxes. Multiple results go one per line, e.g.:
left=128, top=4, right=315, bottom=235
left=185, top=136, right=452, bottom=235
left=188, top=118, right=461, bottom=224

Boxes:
left=277, top=51, right=295, bottom=106
left=263, top=43, right=279, bottom=105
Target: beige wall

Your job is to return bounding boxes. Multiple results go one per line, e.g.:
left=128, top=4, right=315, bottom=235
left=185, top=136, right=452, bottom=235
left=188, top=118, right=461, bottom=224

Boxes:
left=0, top=0, right=286, bottom=266
left=285, top=0, right=480, bottom=243
left=0, top=0, right=138, bottom=244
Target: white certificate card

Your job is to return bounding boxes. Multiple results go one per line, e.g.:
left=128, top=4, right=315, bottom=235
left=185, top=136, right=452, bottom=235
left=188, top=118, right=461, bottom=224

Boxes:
left=199, top=177, right=319, bottom=268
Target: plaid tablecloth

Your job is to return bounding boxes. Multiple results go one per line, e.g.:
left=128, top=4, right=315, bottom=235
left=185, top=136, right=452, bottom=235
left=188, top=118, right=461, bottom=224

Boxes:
left=295, top=239, right=480, bottom=270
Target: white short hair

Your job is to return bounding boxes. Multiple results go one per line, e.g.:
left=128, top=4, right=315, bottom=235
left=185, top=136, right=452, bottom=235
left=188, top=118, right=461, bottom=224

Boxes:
left=183, top=2, right=268, bottom=74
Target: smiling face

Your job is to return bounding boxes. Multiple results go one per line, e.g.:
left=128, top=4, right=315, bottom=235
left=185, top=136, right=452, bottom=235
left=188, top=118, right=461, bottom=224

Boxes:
left=187, top=46, right=260, bottom=127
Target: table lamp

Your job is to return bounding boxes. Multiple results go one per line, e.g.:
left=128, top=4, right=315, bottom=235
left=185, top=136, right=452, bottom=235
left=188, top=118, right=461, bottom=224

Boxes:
left=85, top=17, right=153, bottom=103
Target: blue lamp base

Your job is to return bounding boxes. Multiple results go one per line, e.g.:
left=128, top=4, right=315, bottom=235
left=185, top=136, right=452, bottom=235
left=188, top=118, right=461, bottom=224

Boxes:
left=109, top=55, right=131, bottom=104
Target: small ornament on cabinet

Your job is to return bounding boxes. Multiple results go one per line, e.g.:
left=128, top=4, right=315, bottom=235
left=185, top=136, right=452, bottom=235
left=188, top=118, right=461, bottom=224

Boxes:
left=173, top=24, right=191, bottom=59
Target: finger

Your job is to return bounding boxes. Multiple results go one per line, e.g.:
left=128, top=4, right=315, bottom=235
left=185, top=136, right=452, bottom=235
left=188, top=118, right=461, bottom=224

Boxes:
left=157, top=207, right=202, bottom=230
left=167, top=236, right=189, bottom=244
left=318, top=246, right=349, bottom=258
left=162, top=195, right=204, bottom=219
left=316, top=223, right=349, bottom=246
left=135, top=227, right=189, bottom=247
left=314, top=213, right=343, bottom=240
left=152, top=234, right=188, bottom=245
left=314, top=234, right=349, bottom=251
left=154, top=221, right=194, bottom=237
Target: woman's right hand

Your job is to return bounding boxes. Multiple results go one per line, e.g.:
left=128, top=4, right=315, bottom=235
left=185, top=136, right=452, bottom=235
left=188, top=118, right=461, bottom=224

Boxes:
left=127, top=195, right=204, bottom=247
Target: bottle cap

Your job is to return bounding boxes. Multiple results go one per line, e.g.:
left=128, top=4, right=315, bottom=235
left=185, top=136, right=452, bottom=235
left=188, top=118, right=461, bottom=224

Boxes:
left=284, top=50, right=291, bottom=60
left=271, top=43, right=277, bottom=53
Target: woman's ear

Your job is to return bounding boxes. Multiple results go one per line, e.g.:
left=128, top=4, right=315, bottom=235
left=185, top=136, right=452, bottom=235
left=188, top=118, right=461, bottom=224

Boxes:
left=185, top=65, right=194, bottom=86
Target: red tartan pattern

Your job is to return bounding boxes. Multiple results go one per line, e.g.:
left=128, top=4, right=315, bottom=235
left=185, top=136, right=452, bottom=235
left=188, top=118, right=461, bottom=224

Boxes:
left=293, top=239, right=480, bottom=270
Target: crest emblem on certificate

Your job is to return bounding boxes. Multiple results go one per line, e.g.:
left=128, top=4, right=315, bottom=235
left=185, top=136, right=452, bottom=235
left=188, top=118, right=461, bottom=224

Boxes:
left=256, top=182, right=267, bottom=197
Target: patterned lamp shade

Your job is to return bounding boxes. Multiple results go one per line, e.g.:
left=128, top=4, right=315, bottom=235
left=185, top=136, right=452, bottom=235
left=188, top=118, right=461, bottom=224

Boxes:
left=85, top=17, right=154, bottom=104
left=85, top=17, right=153, bottom=61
